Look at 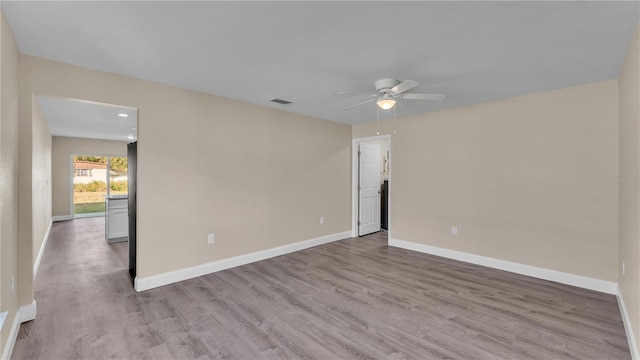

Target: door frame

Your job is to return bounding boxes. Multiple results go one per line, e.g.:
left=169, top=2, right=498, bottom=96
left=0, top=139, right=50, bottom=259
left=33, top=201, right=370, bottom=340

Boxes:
left=352, top=135, right=391, bottom=238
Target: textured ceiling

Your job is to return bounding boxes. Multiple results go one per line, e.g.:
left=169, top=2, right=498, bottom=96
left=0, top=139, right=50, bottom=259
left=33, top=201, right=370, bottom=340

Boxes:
left=3, top=1, right=639, bottom=130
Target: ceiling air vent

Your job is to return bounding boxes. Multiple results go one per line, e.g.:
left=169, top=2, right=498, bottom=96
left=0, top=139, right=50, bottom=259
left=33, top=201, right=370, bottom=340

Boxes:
left=270, top=98, right=292, bottom=105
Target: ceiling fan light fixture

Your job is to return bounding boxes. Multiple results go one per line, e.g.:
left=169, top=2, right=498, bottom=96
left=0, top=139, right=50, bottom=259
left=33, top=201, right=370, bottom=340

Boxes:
left=342, top=78, right=445, bottom=112
left=376, top=97, right=396, bottom=110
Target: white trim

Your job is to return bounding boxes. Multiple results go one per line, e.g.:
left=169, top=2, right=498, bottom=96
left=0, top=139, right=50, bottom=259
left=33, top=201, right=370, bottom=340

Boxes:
left=34, top=220, right=52, bottom=279
left=135, top=231, right=352, bottom=292
left=351, top=139, right=359, bottom=238
left=618, top=286, right=639, bottom=359
left=389, top=238, right=617, bottom=294
left=1, top=312, right=20, bottom=360
left=36, top=95, right=137, bottom=111
left=0, top=312, right=6, bottom=330
left=52, top=215, right=73, bottom=222
left=352, top=135, right=391, bottom=238
left=19, top=300, right=37, bottom=323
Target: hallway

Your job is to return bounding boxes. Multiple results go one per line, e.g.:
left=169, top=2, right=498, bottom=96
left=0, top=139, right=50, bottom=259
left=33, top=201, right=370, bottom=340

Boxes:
left=13, top=217, right=130, bottom=358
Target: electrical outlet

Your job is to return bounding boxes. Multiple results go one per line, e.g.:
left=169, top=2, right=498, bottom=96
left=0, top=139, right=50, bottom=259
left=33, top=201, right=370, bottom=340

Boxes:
left=10, top=275, right=14, bottom=296
left=207, top=233, right=215, bottom=244
left=451, top=226, right=458, bottom=235
left=622, top=261, right=625, bottom=276
left=320, top=216, right=324, bottom=225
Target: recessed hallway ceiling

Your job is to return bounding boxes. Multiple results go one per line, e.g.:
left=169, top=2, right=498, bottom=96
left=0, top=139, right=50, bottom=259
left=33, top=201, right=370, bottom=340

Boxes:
left=3, top=1, right=639, bottom=125
left=37, top=97, right=138, bottom=142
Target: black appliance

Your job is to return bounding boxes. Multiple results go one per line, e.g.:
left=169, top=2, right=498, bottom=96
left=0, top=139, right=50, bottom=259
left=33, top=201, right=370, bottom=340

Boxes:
left=381, top=180, right=389, bottom=230
left=127, top=141, right=137, bottom=284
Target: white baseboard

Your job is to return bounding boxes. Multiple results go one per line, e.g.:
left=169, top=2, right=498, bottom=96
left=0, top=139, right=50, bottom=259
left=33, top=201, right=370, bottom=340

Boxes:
left=135, top=231, right=352, bottom=292
left=19, top=300, right=36, bottom=323
left=1, top=300, right=36, bottom=360
left=34, top=220, right=52, bottom=279
left=389, top=238, right=617, bottom=295
left=52, top=215, right=72, bottom=222
left=1, top=311, right=20, bottom=360
left=618, top=286, right=639, bottom=359
left=0, top=312, right=6, bottom=331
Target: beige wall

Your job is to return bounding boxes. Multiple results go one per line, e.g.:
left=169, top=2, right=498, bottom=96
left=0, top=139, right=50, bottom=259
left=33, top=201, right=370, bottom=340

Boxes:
left=52, top=137, right=126, bottom=217
left=618, top=23, right=640, bottom=354
left=31, top=98, right=51, bottom=266
left=354, top=80, right=619, bottom=282
left=20, top=55, right=351, bottom=282
left=0, top=11, right=20, bottom=355
left=16, top=59, right=33, bottom=310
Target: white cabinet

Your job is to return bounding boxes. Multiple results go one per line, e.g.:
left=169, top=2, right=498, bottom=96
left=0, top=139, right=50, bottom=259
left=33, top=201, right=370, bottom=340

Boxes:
left=106, top=197, right=128, bottom=243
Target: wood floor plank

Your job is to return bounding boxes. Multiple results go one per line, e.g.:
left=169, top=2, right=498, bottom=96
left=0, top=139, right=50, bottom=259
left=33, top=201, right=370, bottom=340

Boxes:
left=12, top=218, right=630, bottom=359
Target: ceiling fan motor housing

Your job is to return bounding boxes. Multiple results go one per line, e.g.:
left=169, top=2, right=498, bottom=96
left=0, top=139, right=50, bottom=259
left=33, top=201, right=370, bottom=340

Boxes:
left=375, top=79, right=400, bottom=94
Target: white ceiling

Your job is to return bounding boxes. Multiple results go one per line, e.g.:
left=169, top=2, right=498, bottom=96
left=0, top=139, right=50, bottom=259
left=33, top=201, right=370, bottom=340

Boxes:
left=3, top=1, right=639, bottom=129
left=37, top=96, right=137, bottom=142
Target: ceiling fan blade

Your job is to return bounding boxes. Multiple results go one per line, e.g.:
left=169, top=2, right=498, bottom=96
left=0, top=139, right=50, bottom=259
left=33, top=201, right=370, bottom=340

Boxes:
left=390, top=80, right=419, bottom=95
left=401, top=93, right=446, bottom=101
left=341, top=98, right=376, bottom=111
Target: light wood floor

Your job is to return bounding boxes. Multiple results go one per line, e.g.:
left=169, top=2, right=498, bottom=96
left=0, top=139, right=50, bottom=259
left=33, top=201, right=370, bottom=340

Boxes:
left=13, top=217, right=630, bottom=359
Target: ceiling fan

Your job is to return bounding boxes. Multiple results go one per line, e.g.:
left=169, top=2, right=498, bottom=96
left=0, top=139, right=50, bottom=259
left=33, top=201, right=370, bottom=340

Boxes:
left=342, top=79, right=445, bottom=111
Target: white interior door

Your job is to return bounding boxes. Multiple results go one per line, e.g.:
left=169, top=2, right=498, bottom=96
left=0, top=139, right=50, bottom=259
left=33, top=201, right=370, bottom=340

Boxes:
left=359, top=143, right=381, bottom=236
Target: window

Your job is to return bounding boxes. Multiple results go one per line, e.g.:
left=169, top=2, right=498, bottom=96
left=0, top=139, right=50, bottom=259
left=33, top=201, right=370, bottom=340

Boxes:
left=74, top=169, right=90, bottom=177
left=73, top=155, right=127, bottom=217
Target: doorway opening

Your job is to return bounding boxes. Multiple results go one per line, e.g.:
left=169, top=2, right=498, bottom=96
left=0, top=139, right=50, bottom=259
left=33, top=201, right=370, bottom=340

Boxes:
left=73, top=155, right=128, bottom=218
left=352, top=135, right=391, bottom=238
left=37, top=95, right=138, bottom=286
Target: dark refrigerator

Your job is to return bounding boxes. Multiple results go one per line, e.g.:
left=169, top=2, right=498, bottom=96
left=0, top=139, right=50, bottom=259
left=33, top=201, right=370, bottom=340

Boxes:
left=128, top=141, right=137, bottom=284
left=381, top=180, right=389, bottom=230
